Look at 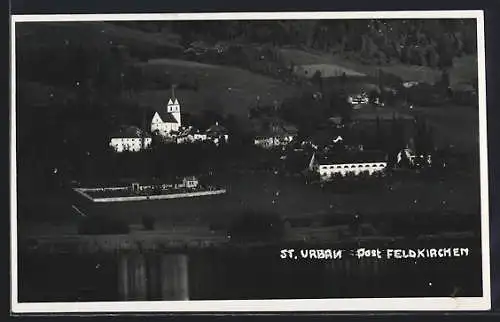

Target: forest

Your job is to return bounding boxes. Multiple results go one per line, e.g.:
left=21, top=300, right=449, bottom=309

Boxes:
left=116, top=19, right=477, bottom=69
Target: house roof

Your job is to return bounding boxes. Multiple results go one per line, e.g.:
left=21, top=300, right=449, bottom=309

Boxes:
left=110, top=126, right=151, bottom=139
left=315, top=150, right=387, bottom=165
left=206, top=123, right=228, bottom=135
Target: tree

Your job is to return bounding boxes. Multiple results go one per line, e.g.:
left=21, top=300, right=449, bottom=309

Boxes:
left=427, top=47, right=440, bottom=68
left=440, top=69, right=451, bottom=91
left=312, top=70, right=323, bottom=93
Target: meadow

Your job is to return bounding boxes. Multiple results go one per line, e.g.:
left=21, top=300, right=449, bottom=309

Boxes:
left=279, top=47, right=478, bottom=89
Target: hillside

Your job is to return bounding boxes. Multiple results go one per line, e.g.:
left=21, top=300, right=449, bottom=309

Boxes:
left=15, top=20, right=480, bottom=159
left=134, top=58, right=297, bottom=116
left=119, top=19, right=477, bottom=68
left=279, top=48, right=477, bottom=89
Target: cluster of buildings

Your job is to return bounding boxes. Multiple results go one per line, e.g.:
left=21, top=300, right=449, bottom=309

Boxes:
left=253, top=119, right=298, bottom=149
left=109, top=87, right=229, bottom=153
left=129, top=176, right=200, bottom=193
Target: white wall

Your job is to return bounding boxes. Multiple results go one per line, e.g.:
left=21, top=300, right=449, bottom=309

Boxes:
left=318, top=162, right=387, bottom=180
left=151, top=112, right=180, bottom=137
left=254, top=135, right=294, bottom=149
left=110, top=137, right=152, bottom=153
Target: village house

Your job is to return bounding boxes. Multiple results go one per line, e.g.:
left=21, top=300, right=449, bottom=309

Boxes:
left=206, top=122, right=229, bottom=145
left=347, top=90, right=369, bottom=106
left=109, top=126, right=152, bottom=153
left=396, top=145, right=432, bottom=169
left=175, top=122, right=229, bottom=146
left=308, top=150, right=388, bottom=181
left=176, top=126, right=208, bottom=144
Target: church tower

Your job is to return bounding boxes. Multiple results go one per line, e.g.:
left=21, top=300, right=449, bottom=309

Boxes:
left=167, top=85, right=182, bottom=128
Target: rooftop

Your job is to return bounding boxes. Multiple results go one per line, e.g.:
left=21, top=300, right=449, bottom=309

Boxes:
left=110, top=125, right=151, bottom=139
left=314, top=150, right=387, bottom=165
left=155, top=110, right=178, bottom=123
left=206, top=123, right=228, bottom=135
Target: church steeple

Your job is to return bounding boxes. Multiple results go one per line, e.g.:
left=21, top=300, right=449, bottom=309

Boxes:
left=166, top=84, right=181, bottom=127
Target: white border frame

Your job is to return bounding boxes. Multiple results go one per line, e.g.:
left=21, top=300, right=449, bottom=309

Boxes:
left=10, top=10, right=491, bottom=313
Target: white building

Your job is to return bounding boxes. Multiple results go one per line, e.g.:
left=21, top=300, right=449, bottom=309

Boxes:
left=181, top=176, right=199, bottom=189
left=254, top=135, right=295, bottom=149
left=176, top=127, right=208, bottom=144
left=151, top=88, right=182, bottom=137
left=397, top=147, right=432, bottom=168
left=309, top=151, right=388, bottom=181
left=206, top=122, right=229, bottom=146
left=109, top=126, right=152, bottom=153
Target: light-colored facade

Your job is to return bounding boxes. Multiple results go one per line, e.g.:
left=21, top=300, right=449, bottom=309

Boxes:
left=109, top=126, right=152, bottom=153
left=309, top=152, right=387, bottom=181
left=181, top=176, right=199, bottom=188
left=316, top=162, right=387, bottom=180
left=254, top=135, right=295, bottom=149
left=175, top=123, right=229, bottom=146
left=151, top=96, right=182, bottom=137
left=109, top=137, right=152, bottom=153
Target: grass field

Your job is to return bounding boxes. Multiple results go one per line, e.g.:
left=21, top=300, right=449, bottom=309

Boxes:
left=279, top=48, right=478, bottom=89
left=16, top=22, right=182, bottom=52
left=132, top=58, right=300, bottom=129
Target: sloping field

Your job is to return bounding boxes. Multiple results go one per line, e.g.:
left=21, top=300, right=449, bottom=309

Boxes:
left=279, top=48, right=366, bottom=77
left=279, top=48, right=477, bottom=88
left=294, top=64, right=366, bottom=78
left=351, top=105, right=414, bottom=121
left=133, top=58, right=300, bottom=124
left=16, top=22, right=182, bottom=51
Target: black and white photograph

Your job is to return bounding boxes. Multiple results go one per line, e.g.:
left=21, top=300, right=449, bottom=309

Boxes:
left=10, top=11, right=491, bottom=312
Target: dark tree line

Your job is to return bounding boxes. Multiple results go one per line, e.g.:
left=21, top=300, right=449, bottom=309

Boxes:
left=120, top=19, right=477, bottom=69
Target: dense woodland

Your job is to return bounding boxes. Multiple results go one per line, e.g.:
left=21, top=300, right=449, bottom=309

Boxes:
left=117, top=19, right=477, bottom=68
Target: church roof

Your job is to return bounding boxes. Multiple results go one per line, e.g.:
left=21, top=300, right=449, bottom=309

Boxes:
left=156, top=110, right=178, bottom=123
left=168, top=98, right=180, bottom=105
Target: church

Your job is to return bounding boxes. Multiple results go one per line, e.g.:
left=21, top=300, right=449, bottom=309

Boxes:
left=151, top=86, right=182, bottom=137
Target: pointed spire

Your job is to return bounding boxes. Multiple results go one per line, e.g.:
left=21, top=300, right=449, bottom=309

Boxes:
left=171, top=84, right=176, bottom=100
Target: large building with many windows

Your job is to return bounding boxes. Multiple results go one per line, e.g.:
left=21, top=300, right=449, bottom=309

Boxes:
left=309, top=150, right=388, bottom=181
left=109, top=126, right=152, bottom=153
